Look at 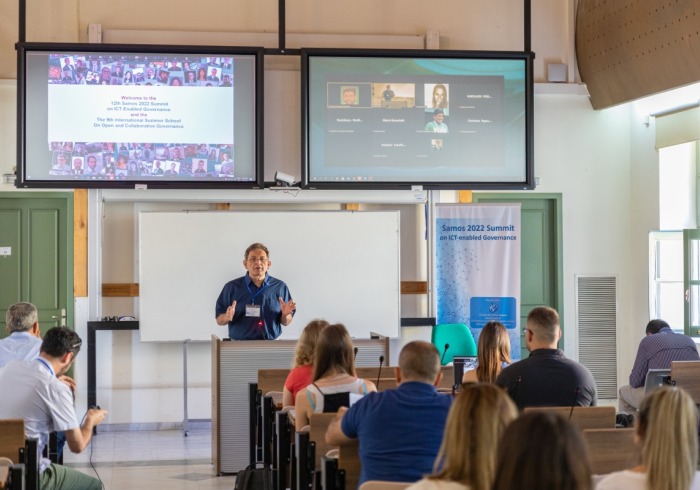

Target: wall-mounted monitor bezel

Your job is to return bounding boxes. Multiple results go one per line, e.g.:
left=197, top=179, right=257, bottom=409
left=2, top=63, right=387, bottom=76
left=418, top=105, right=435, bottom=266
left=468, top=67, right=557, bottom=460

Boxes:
left=16, top=42, right=264, bottom=189
left=301, top=47, right=535, bottom=190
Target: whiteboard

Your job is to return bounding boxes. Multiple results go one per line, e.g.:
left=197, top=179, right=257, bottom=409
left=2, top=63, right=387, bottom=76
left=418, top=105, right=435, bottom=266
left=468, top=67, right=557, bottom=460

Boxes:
left=138, top=211, right=400, bottom=341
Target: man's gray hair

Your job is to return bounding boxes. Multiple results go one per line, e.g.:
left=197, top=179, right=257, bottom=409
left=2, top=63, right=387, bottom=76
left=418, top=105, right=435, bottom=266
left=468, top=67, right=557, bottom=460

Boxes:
left=6, top=302, right=38, bottom=333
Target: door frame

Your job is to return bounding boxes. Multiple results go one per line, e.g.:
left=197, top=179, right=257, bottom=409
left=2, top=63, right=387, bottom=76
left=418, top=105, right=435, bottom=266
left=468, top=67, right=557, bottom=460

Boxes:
left=473, top=192, right=564, bottom=332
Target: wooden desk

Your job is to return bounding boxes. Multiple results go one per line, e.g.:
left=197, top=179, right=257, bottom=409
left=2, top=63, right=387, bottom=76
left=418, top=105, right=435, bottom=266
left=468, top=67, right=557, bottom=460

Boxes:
left=523, top=406, right=616, bottom=430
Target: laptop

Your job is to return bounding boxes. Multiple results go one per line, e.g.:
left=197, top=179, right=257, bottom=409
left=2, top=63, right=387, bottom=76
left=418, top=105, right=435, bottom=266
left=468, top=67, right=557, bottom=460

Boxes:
left=452, top=356, right=478, bottom=387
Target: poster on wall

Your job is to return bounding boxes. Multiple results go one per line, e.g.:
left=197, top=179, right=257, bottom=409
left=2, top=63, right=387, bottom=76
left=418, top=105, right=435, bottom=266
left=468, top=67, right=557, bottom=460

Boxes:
left=434, top=203, right=522, bottom=360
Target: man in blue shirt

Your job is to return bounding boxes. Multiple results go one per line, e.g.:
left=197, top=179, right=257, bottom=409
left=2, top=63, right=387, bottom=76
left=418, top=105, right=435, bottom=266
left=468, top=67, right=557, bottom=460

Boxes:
left=215, top=243, right=296, bottom=340
left=326, top=341, right=452, bottom=486
left=618, top=319, right=699, bottom=412
left=0, top=302, right=42, bottom=367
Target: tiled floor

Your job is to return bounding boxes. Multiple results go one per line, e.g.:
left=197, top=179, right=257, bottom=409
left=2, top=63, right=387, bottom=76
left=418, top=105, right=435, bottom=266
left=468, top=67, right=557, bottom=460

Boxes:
left=63, top=428, right=237, bottom=489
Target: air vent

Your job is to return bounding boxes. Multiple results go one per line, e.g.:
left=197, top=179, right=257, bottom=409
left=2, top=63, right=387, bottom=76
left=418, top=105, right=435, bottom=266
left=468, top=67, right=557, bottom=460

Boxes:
left=576, top=275, right=618, bottom=400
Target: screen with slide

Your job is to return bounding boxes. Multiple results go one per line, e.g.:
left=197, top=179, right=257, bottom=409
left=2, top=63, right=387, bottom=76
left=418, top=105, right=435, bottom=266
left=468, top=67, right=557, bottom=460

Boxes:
left=302, top=48, right=534, bottom=190
left=17, top=43, right=263, bottom=188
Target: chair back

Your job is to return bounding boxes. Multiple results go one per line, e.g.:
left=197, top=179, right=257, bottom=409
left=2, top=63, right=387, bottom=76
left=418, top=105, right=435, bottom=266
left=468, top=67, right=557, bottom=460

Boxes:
left=583, top=428, right=640, bottom=475
left=359, top=481, right=411, bottom=490
left=0, top=420, right=25, bottom=464
left=671, top=361, right=700, bottom=403
left=338, top=441, right=361, bottom=490
left=258, top=368, right=290, bottom=396
left=309, top=413, right=338, bottom=469
left=431, top=323, right=477, bottom=365
left=523, top=406, right=616, bottom=431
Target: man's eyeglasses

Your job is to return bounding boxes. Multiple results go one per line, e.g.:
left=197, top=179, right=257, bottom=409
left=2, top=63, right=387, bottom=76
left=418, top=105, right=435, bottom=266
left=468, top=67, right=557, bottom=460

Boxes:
left=246, top=257, right=268, bottom=263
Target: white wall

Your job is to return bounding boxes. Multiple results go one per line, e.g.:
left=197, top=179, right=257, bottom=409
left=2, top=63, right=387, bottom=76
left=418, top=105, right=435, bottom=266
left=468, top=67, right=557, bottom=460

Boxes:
left=0, top=0, right=675, bottom=423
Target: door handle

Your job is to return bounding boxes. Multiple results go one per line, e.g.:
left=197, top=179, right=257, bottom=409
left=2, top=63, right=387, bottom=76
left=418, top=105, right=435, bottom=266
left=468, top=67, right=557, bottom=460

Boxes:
left=51, top=308, right=67, bottom=327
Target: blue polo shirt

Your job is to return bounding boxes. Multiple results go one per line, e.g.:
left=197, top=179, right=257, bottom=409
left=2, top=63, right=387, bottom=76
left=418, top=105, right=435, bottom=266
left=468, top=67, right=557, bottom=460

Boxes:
left=215, top=273, right=292, bottom=340
left=341, top=381, right=452, bottom=486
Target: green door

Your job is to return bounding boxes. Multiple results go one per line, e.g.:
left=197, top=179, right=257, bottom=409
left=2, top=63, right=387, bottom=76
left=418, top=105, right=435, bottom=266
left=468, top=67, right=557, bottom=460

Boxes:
left=0, top=193, right=73, bottom=336
left=473, top=194, right=563, bottom=360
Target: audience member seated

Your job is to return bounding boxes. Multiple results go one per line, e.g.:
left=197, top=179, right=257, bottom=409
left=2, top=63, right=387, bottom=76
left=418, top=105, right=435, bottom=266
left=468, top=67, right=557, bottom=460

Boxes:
left=326, top=341, right=452, bottom=486
left=462, top=321, right=511, bottom=384
left=496, top=306, right=597, bottom=410
left=596, top=386, right=700, bottom=490
left=492, top=411, right=592, bottom=490
left=618, top=319, right=699, bottom=413
left=294, top=323, right=376, bottom=430
left=0, top=302, right=42, bottom=367
left=1, top=302, right=74, bottom=460
left=0, top=327, right=108, bottom=490
left=283, top=319, right=329, bottom=407
left=406, top=383, right=517, bottom=490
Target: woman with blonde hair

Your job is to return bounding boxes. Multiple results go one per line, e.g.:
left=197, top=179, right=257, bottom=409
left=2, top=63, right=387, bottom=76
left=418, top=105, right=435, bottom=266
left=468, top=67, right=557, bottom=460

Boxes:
left=462, top=322, right=511, bottom=384
left=282, top=319, right=329, bottom=407
left=596, top=386, right=700, bottom=490
left=407, top=383, right=517, bottom=490
left=294, top=323, right=376, bottom=430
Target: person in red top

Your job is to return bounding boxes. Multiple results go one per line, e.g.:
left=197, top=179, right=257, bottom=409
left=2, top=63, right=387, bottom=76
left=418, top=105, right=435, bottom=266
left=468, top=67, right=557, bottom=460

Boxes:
left=282, top=319, right=329, bottom=407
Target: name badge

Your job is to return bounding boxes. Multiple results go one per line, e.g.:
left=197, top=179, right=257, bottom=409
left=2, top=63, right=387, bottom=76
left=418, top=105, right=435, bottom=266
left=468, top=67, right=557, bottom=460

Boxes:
left=246, top=304, right=261, bottom=317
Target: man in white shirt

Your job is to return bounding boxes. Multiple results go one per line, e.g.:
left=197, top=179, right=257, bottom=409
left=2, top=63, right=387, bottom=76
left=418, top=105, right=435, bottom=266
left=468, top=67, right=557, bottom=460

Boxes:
left=0, top=302, right=42, bottom=367
left=0, top=327, right=108, bottom=489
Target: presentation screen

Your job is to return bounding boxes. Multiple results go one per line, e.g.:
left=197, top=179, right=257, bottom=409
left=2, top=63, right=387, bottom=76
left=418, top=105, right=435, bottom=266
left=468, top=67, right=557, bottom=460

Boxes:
left=301, top=48, right=534, bottom=190
left=16, top=43, right=263, bottom=189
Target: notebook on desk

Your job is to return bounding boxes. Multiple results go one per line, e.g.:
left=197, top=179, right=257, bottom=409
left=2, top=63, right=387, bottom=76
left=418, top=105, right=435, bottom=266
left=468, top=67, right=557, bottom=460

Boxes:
left=452, top=356, right=478, bottom=387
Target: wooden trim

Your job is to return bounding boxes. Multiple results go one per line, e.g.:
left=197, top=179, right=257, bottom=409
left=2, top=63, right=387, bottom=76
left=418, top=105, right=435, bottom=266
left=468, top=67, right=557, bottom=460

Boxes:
left=400, top=281, right=428, bottom=294
left=102, top=283, right=140, bottom=297
left=342, top=203, right=361, bottom=211
left=458, top=191, right=472, bottom=203
left=215, top=203, right=231, bottom=210
left=73, top=189, right=88, bottom=297
left=103, top=281, right=425, bottom=297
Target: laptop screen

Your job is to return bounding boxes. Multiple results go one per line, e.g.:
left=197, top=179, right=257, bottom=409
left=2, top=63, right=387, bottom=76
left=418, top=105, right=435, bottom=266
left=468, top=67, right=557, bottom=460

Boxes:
left=453, top=356, right=478, bottom=386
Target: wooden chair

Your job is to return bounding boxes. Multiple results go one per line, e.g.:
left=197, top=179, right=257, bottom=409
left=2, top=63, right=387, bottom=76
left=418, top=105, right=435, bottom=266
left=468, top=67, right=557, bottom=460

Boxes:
left=671, top=361, right=700, bottom=403
left=523, top=406, right=616, bottom=431
left=338, top=441, right=361, bottom=490
left=258, top=368, right=291, bottom=397
left=359, top=481, right=410, bottom=490
left=0, top=419, right=39, bottom=490
left=0, top=421, right=24, bottom=464
left=295, top=413, right=338, bottom=490
left=583, top=428, right=640, bottom=475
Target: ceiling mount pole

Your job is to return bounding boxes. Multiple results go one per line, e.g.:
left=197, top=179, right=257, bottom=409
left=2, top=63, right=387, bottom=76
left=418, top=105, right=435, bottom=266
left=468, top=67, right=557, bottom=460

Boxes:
left=278, top=0, right=286, bottom=51
left=524, top=0, right=531, bottom=52
left=19, top=0, right=26, bottom=43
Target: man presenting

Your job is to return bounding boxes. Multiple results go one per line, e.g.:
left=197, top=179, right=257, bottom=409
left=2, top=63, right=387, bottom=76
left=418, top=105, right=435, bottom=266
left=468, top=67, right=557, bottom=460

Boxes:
left=0, top=327, right=108, bottom=490
left=0, top=302, right=42, bottom=367
left=215, top=243, right=296, bottom=340
left=496, top=306, right=597, bottom=410
left=618, top=319, right=699, bottom=412
left=326, top=341, right=452, bottom=485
